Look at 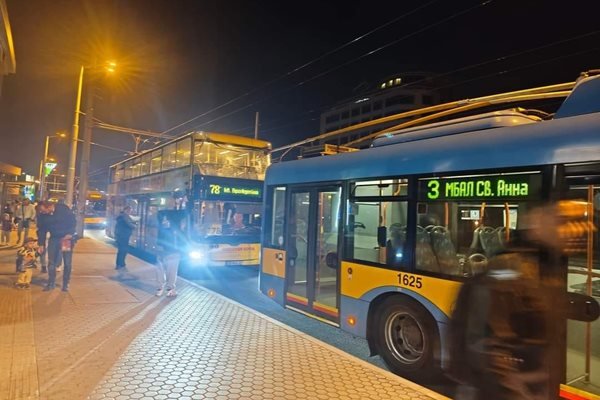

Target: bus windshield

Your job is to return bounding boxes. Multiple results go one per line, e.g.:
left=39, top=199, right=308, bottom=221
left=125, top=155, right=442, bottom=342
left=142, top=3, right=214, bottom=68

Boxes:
left=192, top=201, right=262, bottom=239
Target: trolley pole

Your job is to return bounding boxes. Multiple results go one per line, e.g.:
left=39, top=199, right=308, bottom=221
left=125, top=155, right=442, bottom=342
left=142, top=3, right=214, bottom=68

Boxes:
left=254, top=111, right=259, bottom=140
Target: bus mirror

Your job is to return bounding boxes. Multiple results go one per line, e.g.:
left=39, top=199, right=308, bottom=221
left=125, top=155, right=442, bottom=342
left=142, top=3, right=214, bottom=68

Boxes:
left=377, top=226, right=387, bottom=248
left=565, top=292, right=600, bottom=322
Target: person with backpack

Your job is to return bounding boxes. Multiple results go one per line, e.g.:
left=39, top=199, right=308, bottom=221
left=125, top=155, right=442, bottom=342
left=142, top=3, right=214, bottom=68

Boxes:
left=114, top=206, right=136, bottom=271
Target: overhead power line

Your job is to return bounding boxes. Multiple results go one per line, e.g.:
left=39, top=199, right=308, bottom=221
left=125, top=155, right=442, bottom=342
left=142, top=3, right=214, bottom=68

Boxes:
left=161, top=0, right=441, bottom=136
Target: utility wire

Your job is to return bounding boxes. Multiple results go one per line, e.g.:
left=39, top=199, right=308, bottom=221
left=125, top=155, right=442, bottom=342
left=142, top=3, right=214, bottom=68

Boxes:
left=186, top=0, right=492, bottom=133
left=161, top=0, right=440, bottom=135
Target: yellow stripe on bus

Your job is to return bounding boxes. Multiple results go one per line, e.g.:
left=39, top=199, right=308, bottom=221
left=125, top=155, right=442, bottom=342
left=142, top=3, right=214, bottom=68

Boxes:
left=340, top=261, right=462, bottom=318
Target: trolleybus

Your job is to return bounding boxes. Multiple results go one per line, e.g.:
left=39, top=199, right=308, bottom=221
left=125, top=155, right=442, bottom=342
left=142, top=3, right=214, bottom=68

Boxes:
left=259, top=74, right=600, bottom=398
left=107, top=132, right=271, bottom=268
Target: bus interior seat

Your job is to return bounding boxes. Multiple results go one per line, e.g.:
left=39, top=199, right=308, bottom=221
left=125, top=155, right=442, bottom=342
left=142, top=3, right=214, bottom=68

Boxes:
left=469, top=226, right=494, bottom=255
left=416, top=225, right=441, bottom=273
left=480, top=226, right=507, bottom=258
left=430, top=226, right=462, bottom=275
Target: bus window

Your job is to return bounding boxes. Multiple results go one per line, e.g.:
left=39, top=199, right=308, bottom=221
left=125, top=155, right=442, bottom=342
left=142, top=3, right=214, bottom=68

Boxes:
left=266, top=186, right=286, bottom=248
left=416, top=172, right=543, bottom=276
left=150, top=150, right=162, bottom=173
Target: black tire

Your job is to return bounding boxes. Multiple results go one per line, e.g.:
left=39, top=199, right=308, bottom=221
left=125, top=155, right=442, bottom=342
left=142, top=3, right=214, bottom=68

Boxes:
left=372, top=296, right=440, bottom=381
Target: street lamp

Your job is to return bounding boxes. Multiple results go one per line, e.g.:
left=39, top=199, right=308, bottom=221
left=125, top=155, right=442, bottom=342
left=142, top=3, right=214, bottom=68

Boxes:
left=65, top=60, right=117, bottom=237
left=38, top=132, right=67, bottom=200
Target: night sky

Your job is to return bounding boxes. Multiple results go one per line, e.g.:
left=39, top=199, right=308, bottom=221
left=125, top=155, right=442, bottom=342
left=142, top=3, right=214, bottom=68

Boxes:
left=0, top=0, right=598, bottom=189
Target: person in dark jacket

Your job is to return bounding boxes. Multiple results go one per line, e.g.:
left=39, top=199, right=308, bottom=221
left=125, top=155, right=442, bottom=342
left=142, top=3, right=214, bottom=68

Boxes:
left=38, top=201, right=77, bottom=292
left=36, top=203, right=51, bottom=273
left=155, top=209, right=186, bottom=297
left=114, top=206, right=136, bottom=270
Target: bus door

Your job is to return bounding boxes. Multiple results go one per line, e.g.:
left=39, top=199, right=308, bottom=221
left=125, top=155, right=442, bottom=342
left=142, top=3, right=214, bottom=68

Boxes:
left=285, top=186, right=342, bottom=324
left=561, top=165, right=600, bottom=398
left=135, top=198, right=149, bottom=249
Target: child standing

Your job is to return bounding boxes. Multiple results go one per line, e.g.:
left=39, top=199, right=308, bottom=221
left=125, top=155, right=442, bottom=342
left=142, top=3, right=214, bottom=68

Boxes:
left=1, top=212, right=13, bottom=245
left=15, top=237, right=40, bottom=289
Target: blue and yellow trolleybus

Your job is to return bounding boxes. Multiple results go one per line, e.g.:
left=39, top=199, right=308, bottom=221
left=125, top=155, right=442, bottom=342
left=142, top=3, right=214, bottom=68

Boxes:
left=107, top=132, right=271, bottom=267
left=259, top=73, right=600, bottom=398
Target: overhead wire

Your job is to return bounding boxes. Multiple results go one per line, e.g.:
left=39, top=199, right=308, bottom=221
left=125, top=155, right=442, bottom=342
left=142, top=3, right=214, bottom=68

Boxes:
left=160, top=0, right=441, bottom=136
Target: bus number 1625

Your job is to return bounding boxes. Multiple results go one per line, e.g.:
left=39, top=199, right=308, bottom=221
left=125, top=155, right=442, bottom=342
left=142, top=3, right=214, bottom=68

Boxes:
left=398, top=273, right=423, bottom=289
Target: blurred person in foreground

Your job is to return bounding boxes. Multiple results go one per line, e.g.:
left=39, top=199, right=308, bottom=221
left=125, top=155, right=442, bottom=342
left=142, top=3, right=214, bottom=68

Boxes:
left=448, top=200, right=598, bottom=400
left=38, top=201, right=77, bottom=292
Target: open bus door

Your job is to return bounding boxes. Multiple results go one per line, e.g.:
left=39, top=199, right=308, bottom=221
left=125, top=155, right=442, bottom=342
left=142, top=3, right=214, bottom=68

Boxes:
left=559, top=164, right=600, bottom=399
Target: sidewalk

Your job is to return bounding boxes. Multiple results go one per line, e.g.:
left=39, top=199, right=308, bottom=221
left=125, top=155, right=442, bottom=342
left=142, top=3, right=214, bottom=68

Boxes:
left=0, top=232, right=448, bottom=400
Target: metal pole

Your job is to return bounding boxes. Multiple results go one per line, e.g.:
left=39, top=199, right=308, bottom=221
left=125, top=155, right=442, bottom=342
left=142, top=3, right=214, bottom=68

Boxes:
left=76, top=78, right=95, bottom=237
left=39, top=136, right=50, bottom=200
left=254, top=111, right=259, bottom=140
left=66, top=66, right=85, bottom=208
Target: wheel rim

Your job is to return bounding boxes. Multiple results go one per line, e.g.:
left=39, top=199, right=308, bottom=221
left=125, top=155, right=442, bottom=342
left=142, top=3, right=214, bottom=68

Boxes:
left=384, top=311, right=425, bottom=365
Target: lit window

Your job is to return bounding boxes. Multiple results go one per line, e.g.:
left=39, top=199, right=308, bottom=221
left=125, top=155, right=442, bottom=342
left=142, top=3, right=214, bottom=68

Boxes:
left=395, top=78, right=401, bottom=85
left=381, top=83, right=386, bottom=89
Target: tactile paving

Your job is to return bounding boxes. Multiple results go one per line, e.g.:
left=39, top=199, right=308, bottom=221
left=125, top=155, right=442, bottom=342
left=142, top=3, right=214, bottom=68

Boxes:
left=89, top=282, right=446, bottom=400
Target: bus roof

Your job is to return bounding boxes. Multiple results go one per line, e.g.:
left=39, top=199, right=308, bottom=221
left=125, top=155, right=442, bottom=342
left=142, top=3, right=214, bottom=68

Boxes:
left=265, top=110, right=600, bottom=185
left=110, top=131, right=271, bottom=168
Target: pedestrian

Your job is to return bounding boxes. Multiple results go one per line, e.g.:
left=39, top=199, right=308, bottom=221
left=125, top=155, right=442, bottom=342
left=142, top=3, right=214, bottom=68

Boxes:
left=114, top=205, right=136, bottom=271
left=1, top=212, right=14, bottom=245
left=14, top=198, right=36, bottom=245
left=15, top=237, right=40, bottom=289
left=155, top=209, right=186, bottom=297
left=37, top=201, right=77, bottom=292
left=36, top=202, right=51, bottom=273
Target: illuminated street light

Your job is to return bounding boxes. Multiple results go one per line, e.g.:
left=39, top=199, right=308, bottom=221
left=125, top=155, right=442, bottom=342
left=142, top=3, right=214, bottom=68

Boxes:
left=38, top=132, right=67, bottom=200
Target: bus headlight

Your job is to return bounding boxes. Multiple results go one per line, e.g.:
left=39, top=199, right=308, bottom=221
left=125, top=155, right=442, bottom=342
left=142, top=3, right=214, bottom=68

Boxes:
left=189, top=250, right=204, bottom=260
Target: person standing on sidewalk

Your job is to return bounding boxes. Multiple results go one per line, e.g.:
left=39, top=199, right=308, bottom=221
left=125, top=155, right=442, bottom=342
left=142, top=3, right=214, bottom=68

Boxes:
left=36, top=202, right=51, bottom=273
left=155, top=209, right=186, bottom=297
left=1, top=212, right=14, bottom=245
left=114, top=206, right=136, bottom=271
left=38, top=201, right=77, bottom=292
left=15, top=198, right=36, bottom=245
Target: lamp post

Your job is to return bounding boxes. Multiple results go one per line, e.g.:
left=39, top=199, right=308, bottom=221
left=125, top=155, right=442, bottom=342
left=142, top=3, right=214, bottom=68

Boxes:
left=38, top=132, right=66, bottom=200
left=65, top=61, right=117, bottom=237
left=65, top=65, right=85, bottom=209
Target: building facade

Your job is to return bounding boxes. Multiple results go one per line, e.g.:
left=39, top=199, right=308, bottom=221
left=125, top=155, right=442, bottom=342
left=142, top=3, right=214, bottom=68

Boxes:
left=303, top=72, right=441, bottom=156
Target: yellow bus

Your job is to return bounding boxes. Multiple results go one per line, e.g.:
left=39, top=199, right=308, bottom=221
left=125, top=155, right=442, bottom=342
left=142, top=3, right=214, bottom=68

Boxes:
left=107, top=132, right=271, bottom=269
left=259, top=74, right=600, bottom=398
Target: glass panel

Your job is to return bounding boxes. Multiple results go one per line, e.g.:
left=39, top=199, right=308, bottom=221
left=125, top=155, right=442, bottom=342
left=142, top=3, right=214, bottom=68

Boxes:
left=565, top=184, right=600, bottom=395
left=162, top=143, right=177, bottom=170
left=287, top=192, right=310, bottom=299
left=315, top=188, right=341, bottom=309
left=347, top=199, right=408, bottom=267
left=132, top=158, right=141, bottom=178
left=141, top=153, right=151, bottom=176
left=123, top=161, right=132, bottom=179
left=176, top=138, right=191, bottom=167
left=150, top=150, right=162, bottom=173
left=194, top=140, right=270, bottom=179
left=268, top=187, right=286, bottom=248
left=354, top=178, right=408, bottom=197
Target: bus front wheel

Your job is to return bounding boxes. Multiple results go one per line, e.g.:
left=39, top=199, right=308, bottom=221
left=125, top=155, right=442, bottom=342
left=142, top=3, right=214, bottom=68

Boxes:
left=373, top=296, right=439, bottom=380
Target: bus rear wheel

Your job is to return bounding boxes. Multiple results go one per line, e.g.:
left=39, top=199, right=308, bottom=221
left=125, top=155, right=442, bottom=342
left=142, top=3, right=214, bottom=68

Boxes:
left=373, top=296, right=439, bottom=380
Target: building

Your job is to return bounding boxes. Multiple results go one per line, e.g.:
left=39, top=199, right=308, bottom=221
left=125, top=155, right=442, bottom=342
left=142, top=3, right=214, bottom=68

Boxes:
left=302, top=72, right=441, bottom=156
left=0, top=161, right=37, bottom=208
left=0, top=0, right=16, bottom=95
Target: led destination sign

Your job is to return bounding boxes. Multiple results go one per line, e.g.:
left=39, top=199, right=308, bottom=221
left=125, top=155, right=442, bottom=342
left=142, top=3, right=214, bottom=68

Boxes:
left=420, top=173, right=541, bottom=201
left=196, top=176, right=263, bottom=202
